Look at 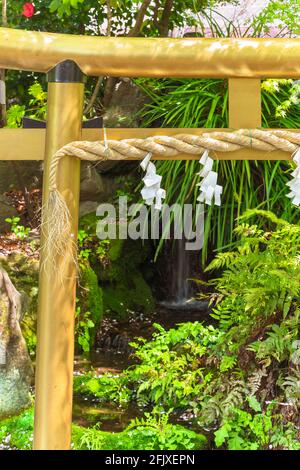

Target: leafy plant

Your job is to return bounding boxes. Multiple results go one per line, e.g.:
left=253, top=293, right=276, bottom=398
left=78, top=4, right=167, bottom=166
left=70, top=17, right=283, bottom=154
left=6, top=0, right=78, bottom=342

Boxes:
left=75, top=304, right=95, bottom=352
left=5, top=104, right=26, bottom=128
left=125, top=410, right=207, bottom=450
left=5, top=216, right=30, bottom=239
left=214, top=403, right=300, bottom=450
left=74, top=211, right=300, bottom=449
left=77, top=415, right=207, bottom=450
left=251, top=0, right=300, bottom=37
left=74, top=372, right=130, bottom=405
left=5, top=82, right=47, bottom=128
left=128, top=322, right=219, bottom=409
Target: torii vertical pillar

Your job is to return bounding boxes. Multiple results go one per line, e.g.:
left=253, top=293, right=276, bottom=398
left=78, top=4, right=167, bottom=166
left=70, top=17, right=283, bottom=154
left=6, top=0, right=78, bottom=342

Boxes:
left=34, top=61, right=84, bottom=450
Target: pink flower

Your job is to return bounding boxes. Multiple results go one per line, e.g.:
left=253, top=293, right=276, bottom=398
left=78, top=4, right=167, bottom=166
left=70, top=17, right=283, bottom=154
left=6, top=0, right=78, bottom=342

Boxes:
left=22, top=3, right=35, bottom=18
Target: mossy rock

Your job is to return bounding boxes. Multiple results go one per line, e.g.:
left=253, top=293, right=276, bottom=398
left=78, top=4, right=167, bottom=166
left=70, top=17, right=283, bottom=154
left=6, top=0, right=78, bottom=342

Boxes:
left=0, top=408, right=208, bottom=450
left=0, top=253, right=39, bottom=354
left=79, top=213, right=155, bottom=318
left=78, top=262, right=104, bottom=346
left=103, top=272, right=154, bottom=318
left=97, top=239, right=155, bottom=317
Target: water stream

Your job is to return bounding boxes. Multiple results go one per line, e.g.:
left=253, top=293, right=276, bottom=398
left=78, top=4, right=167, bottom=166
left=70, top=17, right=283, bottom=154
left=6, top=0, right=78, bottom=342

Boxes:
left=72, top=236, right=209, bottom=431
left=72, top=306, right=209, bottom=432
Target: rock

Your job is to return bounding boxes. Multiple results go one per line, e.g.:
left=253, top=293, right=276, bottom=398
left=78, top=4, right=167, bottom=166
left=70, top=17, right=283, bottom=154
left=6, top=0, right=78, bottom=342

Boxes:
left=1, top=253, right=39, bottom=355
left=78, top=262, right=103, bottom=351
left=79, top=201, right=99, bottom=218
left=103, top=79, right=149, bottom=128
left=79, top=213, right=155, bottom=319
left=99, top=79, right=150, bottom=175
left=0, top=267, right=33, bottom=419
left=0, top=194, right=18, bottom=232
left=80, top=162, right=116, bottom=201
left=0, top=161, right=41, bottom=197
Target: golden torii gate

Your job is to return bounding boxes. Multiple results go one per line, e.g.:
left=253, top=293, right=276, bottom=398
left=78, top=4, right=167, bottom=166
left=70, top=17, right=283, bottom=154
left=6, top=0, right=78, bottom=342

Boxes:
left=0, top=27, right=300, bottom=450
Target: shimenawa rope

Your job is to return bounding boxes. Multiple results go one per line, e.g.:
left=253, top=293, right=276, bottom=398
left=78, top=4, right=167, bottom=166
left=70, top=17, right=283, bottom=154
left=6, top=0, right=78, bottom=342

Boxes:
left=42, top=129, right=300, bottom=272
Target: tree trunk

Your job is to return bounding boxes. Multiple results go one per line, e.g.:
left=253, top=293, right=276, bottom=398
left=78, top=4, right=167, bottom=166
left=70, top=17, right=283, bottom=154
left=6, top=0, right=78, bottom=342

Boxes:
left=0, top=268, right=33, bottom=419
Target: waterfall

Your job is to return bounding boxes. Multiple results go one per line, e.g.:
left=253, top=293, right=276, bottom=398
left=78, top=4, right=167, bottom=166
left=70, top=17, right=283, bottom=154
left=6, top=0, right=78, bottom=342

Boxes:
left=159, top=237, right=207, bottom=311
left=170, top=237, right=192, bottom=306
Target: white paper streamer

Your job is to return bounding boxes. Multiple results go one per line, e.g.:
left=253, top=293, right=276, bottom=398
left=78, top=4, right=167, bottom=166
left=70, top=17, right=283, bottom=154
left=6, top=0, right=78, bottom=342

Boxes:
left=140, top=153, right=166, bottom=210
left=0, top=80, right=5, bottom=105
left=196, top=150, right=223, bottom=206
left=287, top=148, right=300, bottom=206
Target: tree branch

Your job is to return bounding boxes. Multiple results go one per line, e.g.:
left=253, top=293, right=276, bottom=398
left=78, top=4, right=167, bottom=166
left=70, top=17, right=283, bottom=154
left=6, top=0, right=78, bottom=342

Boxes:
left=158, top=0, right=174, bottom=37
left=83, top=0, right=112, bottom=115
left=128, top=0, right=152, bottom=37
left=84, top=76, right=103, bottom=115
left=106, top=0, right=112, bottom=36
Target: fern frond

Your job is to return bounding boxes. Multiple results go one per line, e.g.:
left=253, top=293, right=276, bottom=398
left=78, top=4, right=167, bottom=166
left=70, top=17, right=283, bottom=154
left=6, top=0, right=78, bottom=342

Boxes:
left=238, top=209, right=288, bottom=226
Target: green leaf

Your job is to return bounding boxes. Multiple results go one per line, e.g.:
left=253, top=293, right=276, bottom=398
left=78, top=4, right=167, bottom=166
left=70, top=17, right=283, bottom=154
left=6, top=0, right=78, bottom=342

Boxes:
left=228, top=435, right=245, bottom=450
left=214, top=423, right=231, bottom=447
left=247, top=396, right=262, bottom=413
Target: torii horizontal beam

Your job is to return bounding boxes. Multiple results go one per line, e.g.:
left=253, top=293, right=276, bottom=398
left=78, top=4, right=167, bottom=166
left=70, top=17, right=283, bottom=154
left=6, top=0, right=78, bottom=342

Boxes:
left=1, top=27, right=300, bottom=451
left=0, top=27, right=300, bottom=78
left=0, top=128, right=299, bottom=161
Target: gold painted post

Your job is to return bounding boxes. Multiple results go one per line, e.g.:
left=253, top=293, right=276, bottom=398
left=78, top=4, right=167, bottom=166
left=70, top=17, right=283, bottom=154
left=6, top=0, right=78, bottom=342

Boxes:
left=228, top=78, right=262, bottom=128
left=34, top=61, right=84, bottom=450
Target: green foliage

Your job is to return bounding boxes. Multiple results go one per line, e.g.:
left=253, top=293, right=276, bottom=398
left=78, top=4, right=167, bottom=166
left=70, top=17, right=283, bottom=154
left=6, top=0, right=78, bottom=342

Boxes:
left=5, top=105, right=26, bottom=128
left=75, top=305, right=95, bottom=352
left=5, top=217, right=30, bottom=239
left=0, top=407, right=207, bottom=451
left=50, top=0, right=85, bottom=17
left=128, top=322, right=219, bottom=408
left=280, top=367, right=300, bottom=405
left=251, top=0, right=300, bottom=36
left=76, top=229, right=104, bottom=351
left=75, top=212, right=300, bottom=449
left=77, top=261, right=104, bottom=347
left=74, top=372, right=130, bottom=405
left=0, top=409, right=33, bottom=450
left=6, top=82, right=47, bottom=128
left=77, top=411, right=207, bottom=450
left=214, top=404, right=300, bottom=450
left=78, top=214, right=155, bottom=319
left=27, top=82, right=47, bottom=120
left=206, top=211, right=300, bottom=359
left=47, top=0, right=236, bottom=36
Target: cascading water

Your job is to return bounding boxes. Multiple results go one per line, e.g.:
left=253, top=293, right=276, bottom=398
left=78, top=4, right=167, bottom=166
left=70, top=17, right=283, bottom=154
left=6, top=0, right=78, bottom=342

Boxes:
left=170, top=237, right=192, bottom=306
left=160, top=238, right=207, bottom=310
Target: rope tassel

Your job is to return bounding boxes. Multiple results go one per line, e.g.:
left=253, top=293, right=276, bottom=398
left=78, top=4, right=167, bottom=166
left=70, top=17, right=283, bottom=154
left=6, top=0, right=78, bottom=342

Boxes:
left=40, top=188, right=76, bottom=273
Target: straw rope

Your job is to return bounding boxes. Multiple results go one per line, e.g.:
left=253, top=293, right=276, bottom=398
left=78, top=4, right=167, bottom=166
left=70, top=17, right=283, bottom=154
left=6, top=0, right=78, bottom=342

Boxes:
left=42, top=128, right=300, bottom=274
left=49, top=129, right=300, bottom=190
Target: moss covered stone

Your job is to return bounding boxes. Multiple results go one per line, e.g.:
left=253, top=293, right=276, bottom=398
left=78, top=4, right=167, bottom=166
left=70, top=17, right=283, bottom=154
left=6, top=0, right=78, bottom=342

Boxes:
left=103, top=272, right=154, bottom=318
left=79, top=213, right=155, bottom=319
left=0, top=253, right=39, bottom=354
left=79, top=262, right=103, bottom=344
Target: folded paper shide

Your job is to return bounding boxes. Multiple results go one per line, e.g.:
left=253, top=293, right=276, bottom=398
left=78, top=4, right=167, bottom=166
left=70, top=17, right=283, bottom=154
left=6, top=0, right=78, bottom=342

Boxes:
left=140, top=153, right=166, bottom=210
left=287, top=148, right=300, bottom=206
left=197, top=150, right=223, bottom=206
